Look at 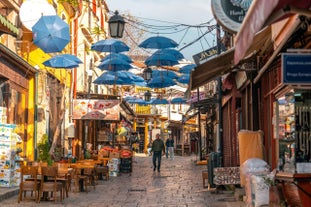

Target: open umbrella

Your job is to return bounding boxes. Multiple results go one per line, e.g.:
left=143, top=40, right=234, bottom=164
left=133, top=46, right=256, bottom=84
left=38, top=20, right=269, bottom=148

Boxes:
left=147, top=76, right=176, bottom=88
left=139, top=36, right=178, bottom=49
left=145, top=53, right=179, bottom=67
left=179, top=64, right=196, bottom=74
left=171, top=97, right=187, bottom=104
left=101, top=53, right=133, bottom=63
left=149, top=98, right=169, bottom=105
left=43, top=54, right=82, bottom=69
left=177, top=74, right=190, bottom=84
left=152, top=70, right=178, bottom=79
left=154, top=49, right=184, bottom=60
left=91, top=39, right=129, bottom=53
left=97, top=57, right=132, bottom=71
left=93, top=71, right=134, bottom=85
left=127, top=97, right=147, bottom=105
left=32, top=15, right=70, bottom=53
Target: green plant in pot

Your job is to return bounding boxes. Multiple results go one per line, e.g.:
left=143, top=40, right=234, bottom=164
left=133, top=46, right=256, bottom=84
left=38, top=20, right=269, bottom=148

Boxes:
left=37, top=134, right=53, bottom=166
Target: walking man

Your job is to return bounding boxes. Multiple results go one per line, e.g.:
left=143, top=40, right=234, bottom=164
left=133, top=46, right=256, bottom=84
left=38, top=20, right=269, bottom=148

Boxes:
left=165, top=135, right=174, bottom=160
left=151, top=133, right=165, bottom=172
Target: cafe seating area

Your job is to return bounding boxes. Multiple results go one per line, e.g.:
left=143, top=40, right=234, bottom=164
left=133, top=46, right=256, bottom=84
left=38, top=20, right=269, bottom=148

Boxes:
left=17, top=159, right=111, bottom=203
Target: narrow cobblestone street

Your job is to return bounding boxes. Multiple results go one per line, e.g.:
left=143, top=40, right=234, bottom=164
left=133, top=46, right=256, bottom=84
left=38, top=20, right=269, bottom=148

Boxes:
left=0, top=154, right=245, bottom=207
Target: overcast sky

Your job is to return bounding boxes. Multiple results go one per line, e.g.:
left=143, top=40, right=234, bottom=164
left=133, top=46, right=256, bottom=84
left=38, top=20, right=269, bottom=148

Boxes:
left=106, top=0, right=215, bottom=62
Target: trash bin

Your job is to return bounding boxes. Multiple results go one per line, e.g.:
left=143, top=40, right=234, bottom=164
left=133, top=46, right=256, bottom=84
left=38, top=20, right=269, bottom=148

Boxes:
left=207, top=152, right=221, bottom=187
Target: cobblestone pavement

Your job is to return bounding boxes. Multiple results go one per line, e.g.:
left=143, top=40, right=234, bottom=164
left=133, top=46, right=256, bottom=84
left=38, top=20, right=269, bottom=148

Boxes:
left=0, top=154, right=245, bottom=207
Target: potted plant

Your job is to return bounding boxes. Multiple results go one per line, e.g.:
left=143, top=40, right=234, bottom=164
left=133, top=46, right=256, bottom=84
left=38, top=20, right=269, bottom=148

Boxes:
left=37, top=134, right=53, bottom=166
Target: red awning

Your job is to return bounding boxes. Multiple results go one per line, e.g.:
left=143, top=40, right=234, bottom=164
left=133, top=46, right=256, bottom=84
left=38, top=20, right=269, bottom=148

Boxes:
left=234, top=0, right=311, bottom=65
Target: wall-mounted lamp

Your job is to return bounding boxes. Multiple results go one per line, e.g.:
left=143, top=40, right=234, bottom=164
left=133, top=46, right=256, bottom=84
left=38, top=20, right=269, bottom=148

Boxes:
left=108, top=10, right=125, bottom=38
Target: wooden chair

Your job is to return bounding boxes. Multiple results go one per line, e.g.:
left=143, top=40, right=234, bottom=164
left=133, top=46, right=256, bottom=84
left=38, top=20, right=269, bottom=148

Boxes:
left=40, top=166, right=63, bottom=203
left=54, top=163, right=71, bottom=198
left=94, top=165, right=109, bottom=182
left=18, top=165, right=40, bottom=203
left=71, top=166, right=89, bottom=193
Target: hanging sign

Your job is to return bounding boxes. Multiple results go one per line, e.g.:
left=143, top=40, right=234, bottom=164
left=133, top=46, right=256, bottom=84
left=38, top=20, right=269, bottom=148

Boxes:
left=72, top=99, right=120, bottom=120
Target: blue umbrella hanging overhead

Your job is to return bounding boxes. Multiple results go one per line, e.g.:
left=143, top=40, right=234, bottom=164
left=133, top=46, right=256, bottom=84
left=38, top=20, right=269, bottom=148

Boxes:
left=97, top=57, right=132, bottom=71
left=91, top=39, right=129, bottom=53
left=93, top=71, right=135, bottom=85
left=154, top=49, right=184, bottom=60
left=176, top=74, right=190, bottom=84
left=100, top=53, right=133, bottom=63
left=171, top=97, right=187, bottom=104
left=147, top=76, right=176, bottom=88
left=179, top=64, right=196, bottom=74
left=127, top=97, right=147, bottom=105
left=43, top=54, right=82, bottom=69
left=149, top=98, right=169, bottom=105
left=145, top=53, right=179, bottom=67
left=139, top=36, right=178, bottom=49
left=32, top=15, right=70, bottom=53
left=152, top=70, right=178, bottom=79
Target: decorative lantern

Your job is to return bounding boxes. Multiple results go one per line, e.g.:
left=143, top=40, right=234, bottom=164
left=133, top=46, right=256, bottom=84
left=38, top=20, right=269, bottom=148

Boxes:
left=144, top=90, right=152, bottom=102
left=108, top=10, right=125, bottom=38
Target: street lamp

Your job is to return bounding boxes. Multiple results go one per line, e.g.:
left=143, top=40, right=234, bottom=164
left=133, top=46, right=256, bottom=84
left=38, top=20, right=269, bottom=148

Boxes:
left=108, top=10, right=125, bottom=38
left=144, top=90, right=151, bottom=102
left=143, top=67, right=152, bottom=82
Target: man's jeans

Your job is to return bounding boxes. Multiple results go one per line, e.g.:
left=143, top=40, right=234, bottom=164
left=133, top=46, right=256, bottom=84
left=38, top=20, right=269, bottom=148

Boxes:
left=153, top=151, right=162, bottom=170
left=168, top=147, right=174, bottom=159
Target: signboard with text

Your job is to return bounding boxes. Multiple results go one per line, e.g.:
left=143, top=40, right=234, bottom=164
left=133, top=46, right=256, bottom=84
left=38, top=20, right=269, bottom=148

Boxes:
left=282, top=53, right=311, bottom=85
left=72, top=99, right=120, bottom=120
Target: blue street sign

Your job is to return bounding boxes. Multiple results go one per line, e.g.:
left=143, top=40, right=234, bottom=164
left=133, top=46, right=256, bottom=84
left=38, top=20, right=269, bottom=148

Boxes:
left=282, top=53, right=311, bottom=84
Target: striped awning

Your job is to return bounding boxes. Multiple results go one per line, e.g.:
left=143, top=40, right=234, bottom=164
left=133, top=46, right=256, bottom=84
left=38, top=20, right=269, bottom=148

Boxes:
left=0, top=14, right=19, bottom=37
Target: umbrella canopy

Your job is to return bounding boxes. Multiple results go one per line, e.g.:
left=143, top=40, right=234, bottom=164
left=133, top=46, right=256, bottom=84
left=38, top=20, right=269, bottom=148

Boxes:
left=101, top=53, right=133, bottom=63
left=93, top=71, right=134, bottom=85
left=147, top=76, right=176, bottom=88
left=91, top=39, right=129, bottom=53
left=43, top=54, right=82, bottom=69
left=176, top=74, right=190, bottom=84
left=171, top=97, right=187, bottom=104
left=152, top=70, right=178, bottom=79
left=179, top=64, right=196, bottom=74
left=127, top=97, right=147, bottom=105
left=32, top=15, right=70, bottom=53
left=139, top=36, right=178, bottom=49
left=149, top=98, right=169, bottom=105
left=154, top=48, right=184, bottom=60
left=145, top=53, right=179, bottom=67
left=97, top=57, right=132, bottom=71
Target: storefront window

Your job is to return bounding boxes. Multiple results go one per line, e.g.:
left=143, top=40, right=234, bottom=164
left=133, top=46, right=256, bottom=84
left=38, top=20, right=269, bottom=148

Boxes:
left=277, top=90, right=311, bottom=173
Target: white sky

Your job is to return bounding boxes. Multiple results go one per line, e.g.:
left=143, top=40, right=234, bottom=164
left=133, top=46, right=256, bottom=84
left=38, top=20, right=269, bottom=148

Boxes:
left=106, top=0, right=215, bottom=62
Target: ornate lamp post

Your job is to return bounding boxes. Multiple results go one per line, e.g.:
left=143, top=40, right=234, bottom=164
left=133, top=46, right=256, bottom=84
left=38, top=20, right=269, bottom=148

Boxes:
left=108, top=10, right=125, bottom=38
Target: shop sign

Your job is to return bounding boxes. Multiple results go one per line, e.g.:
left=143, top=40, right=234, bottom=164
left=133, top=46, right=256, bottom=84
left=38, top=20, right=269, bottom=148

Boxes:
left=211, top=0, right=249, bottom=33
left=72, top=99, right=120, bottom=120
left=282, top=53, right=311, bottom=85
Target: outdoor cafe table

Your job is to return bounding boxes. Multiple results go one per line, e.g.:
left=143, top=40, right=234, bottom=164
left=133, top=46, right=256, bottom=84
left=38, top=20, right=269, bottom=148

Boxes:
left=70, top=163, right=95, bottom=192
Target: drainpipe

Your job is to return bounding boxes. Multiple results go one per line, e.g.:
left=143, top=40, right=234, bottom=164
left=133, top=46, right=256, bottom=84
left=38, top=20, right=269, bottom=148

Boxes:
left=34, top=71, right=39, bottom=160
left=216, top=24, right=223, bottom=166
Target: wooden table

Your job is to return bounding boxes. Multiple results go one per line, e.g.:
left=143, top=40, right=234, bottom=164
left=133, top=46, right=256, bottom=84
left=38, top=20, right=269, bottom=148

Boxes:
left=276, top=172, right=311, bottom=206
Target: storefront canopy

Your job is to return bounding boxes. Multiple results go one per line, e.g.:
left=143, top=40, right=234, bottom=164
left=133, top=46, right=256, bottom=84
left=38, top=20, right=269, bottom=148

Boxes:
left=234, top=0, right=311, bottom=65
left=190, top=26, right=272, bottom=90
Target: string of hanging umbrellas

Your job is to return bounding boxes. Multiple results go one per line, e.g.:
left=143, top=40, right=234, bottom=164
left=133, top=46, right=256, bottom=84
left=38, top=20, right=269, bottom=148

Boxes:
left=90, top=36, right=197, bottom=104
left=30, top=14, right=196, bottom=104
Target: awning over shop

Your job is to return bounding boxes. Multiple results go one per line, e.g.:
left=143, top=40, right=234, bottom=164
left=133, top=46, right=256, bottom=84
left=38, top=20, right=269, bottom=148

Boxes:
left=234, top=0, right=311, bottom=65
left=189, top=26, right=273, bottom=90
left=0, top=14, right=19, bottom=37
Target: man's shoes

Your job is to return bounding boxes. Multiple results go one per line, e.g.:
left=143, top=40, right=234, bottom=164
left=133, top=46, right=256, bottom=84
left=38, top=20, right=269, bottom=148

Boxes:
left=153, top=167, right=156, bottom=171
left=158, top=169, right=160, bottom=172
